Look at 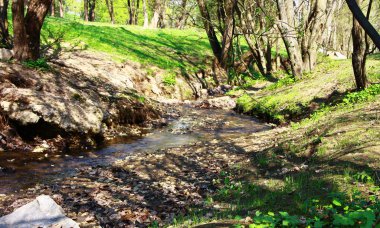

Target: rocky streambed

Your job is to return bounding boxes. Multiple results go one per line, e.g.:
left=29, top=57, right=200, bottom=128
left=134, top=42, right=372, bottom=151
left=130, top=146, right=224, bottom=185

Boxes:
left=0, top=104, right=269, bottom=227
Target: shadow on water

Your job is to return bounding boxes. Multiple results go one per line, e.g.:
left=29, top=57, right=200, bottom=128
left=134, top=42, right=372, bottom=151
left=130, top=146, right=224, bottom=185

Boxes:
left=0, top=106, right=268, bottom=194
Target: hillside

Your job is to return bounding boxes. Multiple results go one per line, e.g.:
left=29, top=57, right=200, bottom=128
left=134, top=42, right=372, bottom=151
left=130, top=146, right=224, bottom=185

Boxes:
left=42, top=17, right=212, bottom=73
left=0, top=15, right=380, bottom=228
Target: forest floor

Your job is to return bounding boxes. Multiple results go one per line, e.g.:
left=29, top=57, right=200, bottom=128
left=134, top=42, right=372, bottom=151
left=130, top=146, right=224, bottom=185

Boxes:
left=0, top=18, right=379, bottom=227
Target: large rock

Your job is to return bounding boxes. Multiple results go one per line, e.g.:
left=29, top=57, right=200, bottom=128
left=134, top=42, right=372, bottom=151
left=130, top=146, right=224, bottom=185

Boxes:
left=199, top=96, right=236, bottom=110
left=0, top=195, right=79, bottom=228
left=0, top=49, right=13, bottom=61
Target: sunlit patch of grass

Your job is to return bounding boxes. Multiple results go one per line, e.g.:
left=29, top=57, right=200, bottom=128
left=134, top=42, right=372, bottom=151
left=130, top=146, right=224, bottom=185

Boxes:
left=41, top=17, right=212, bottom=72
left=236, top=57, right=380, bottom=125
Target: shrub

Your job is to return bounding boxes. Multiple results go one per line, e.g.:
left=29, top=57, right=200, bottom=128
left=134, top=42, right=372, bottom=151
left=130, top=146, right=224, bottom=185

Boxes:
left=23, top=58, right=50, bottom=71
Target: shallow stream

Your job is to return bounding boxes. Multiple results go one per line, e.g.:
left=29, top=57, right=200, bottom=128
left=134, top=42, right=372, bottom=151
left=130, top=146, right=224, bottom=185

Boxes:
left=0, top=107, right=268, bottom=194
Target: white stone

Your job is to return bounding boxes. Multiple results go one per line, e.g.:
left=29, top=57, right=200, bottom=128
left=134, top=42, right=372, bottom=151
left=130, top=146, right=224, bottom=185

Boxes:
left=0, top=195, right=79, bottom=228
left=0, top=49, right=13, bottom=61
left=205, top=96, right=236, bottom=110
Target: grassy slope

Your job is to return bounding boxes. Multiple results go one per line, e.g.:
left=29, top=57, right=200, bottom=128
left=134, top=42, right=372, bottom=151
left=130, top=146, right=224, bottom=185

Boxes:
left=42, top=17, right=212, bottom=72
left=176, top=57, right=380, bottom=226
left=236, top=55, right=380, bottom=123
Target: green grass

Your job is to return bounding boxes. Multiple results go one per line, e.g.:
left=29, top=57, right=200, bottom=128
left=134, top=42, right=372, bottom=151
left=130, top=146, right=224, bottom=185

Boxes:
left=169, top=55, right=380, bottom=227
left=236, top=55, right=380, bottom=124
left=41, top=17, right=212, bottom=72
left=171, top=169, right=380, bottom=227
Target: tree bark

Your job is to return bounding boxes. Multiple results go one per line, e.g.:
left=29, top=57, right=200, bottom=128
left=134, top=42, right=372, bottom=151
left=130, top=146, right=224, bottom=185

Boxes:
left=346, top=0, right=380, bottom=49
left=59, top=0, right=64, bottom=17
left=105, top=0, right=114, bottom=24
left=88, top=0, right=95, bottom=21
left=50, top=0, right=55, bottom=16
left=276, top=0, right=303, bottom=79
left=0, top=0, right=10, bottom=47
left=219, top=0, right=237, bottom=69
left=143, top=0, right=149, bottom=28
left=127, top=0, right=139, bottom=25
left=351, top=0, right=367, bottom=90
left=12, top=0, right=52, bottom=61
left=84, top=0, right=88, bottom=21
left=150, top=0, right=165, bottom=28
left=134, top=0, right=139, bottom=25
left=301, top=0, right=329, bottom=72
left=176, top=0, right=188, bottom=29
left=196, top=0, right=222, bottom=62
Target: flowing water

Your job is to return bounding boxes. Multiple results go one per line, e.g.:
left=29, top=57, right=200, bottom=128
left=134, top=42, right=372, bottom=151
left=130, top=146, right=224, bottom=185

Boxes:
left=0, top=107, right=268, bottom=194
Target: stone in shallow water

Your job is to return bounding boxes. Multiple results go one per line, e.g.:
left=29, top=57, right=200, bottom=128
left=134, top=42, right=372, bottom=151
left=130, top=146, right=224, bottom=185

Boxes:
left=0, top=195, right=79, bottom=228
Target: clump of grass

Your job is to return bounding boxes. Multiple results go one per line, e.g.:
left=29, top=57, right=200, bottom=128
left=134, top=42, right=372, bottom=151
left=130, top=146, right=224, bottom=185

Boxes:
left=266, top=75, right=296, bottom=91
left=162, top=73, right=177, bottom=86
left=342, top=84, right=380, bottom=105
left=22, top=58, right=50, bottom=71
left=296, top=84, right=380, bottom=128
left=236, top=94, right=302, bottom=124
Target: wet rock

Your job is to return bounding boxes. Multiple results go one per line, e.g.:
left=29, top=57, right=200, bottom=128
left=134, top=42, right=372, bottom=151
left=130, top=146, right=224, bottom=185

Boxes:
left=199, top=96, right=236, bottom=110
left=32, top=141, right=50, bottom=153
left=0, top=195, right=79, bottom=228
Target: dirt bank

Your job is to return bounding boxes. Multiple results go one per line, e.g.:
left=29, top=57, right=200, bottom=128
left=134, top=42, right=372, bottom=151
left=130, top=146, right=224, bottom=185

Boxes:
left=0, top=50, right=206, bottom=153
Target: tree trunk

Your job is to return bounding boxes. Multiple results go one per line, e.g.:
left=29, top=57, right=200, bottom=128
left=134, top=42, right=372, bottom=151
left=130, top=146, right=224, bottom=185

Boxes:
left=150, top=0, right=165, bottom=28
left=196, top=0, right=222, bottom=63
left=219, top=0, right=237, bottom=69
left=59, top=0, right=64, bottom=17
left=276, top=0, right=303, bottom=79
left=84, top=0, right=88, bottom=21
left=351, top=0, right=367, bottom=90
left=176, top=0, right=188, bottom=29
left=134, top=0, right=139, bottom=25
left=346, top=0, right=380, bottom=49
left=105, top=0, right=114, bottom=24
left=143, top=0, right=148, bottom=28
left=0, top=0, right=10, bottom=47
left=12, top=0, right=52, bottom=61
left=50, top=0, right=55, bottom=16
left=88, top=0, right=95, bottom=21
left=301, top=0, right=329, bottom=72
left=127, top=0, right=132, bottom=24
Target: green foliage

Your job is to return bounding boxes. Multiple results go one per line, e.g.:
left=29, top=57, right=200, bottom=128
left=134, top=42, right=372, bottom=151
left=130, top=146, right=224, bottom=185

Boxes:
left=266, top=76, right=295, bottom=91
left=236, top=56, right=380, bottom=125
left=342, top=84, right=380, bottom=105
left=22, top=58, right=50, bottom=71
left=212, top=175, right=380, bottom=228
left=162, top=73, right=177, bottom=86
left=353, top=171, right=374, bottom=184
left=236, top=94, right=292, bottom=124
left=298, top=84, right=380, bottom=127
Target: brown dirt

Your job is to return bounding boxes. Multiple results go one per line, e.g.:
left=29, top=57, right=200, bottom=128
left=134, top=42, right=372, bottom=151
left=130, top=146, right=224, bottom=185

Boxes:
left=0, top=50, right=205, bottom=153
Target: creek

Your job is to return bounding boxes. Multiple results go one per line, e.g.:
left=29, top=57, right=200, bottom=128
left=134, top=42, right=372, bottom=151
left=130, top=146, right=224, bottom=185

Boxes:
left=0, top=106, right=268, bottom=195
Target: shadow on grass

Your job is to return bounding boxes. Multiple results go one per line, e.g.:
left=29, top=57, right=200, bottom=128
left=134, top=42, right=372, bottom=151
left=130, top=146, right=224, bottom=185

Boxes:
left=43, top=18, right=212, bottom=72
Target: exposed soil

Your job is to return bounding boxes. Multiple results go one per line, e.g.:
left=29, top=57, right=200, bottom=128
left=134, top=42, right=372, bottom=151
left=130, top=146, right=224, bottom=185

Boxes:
left=0, top=50, right=206, bottom=153
left=0, top=106, right=269, bottom=227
